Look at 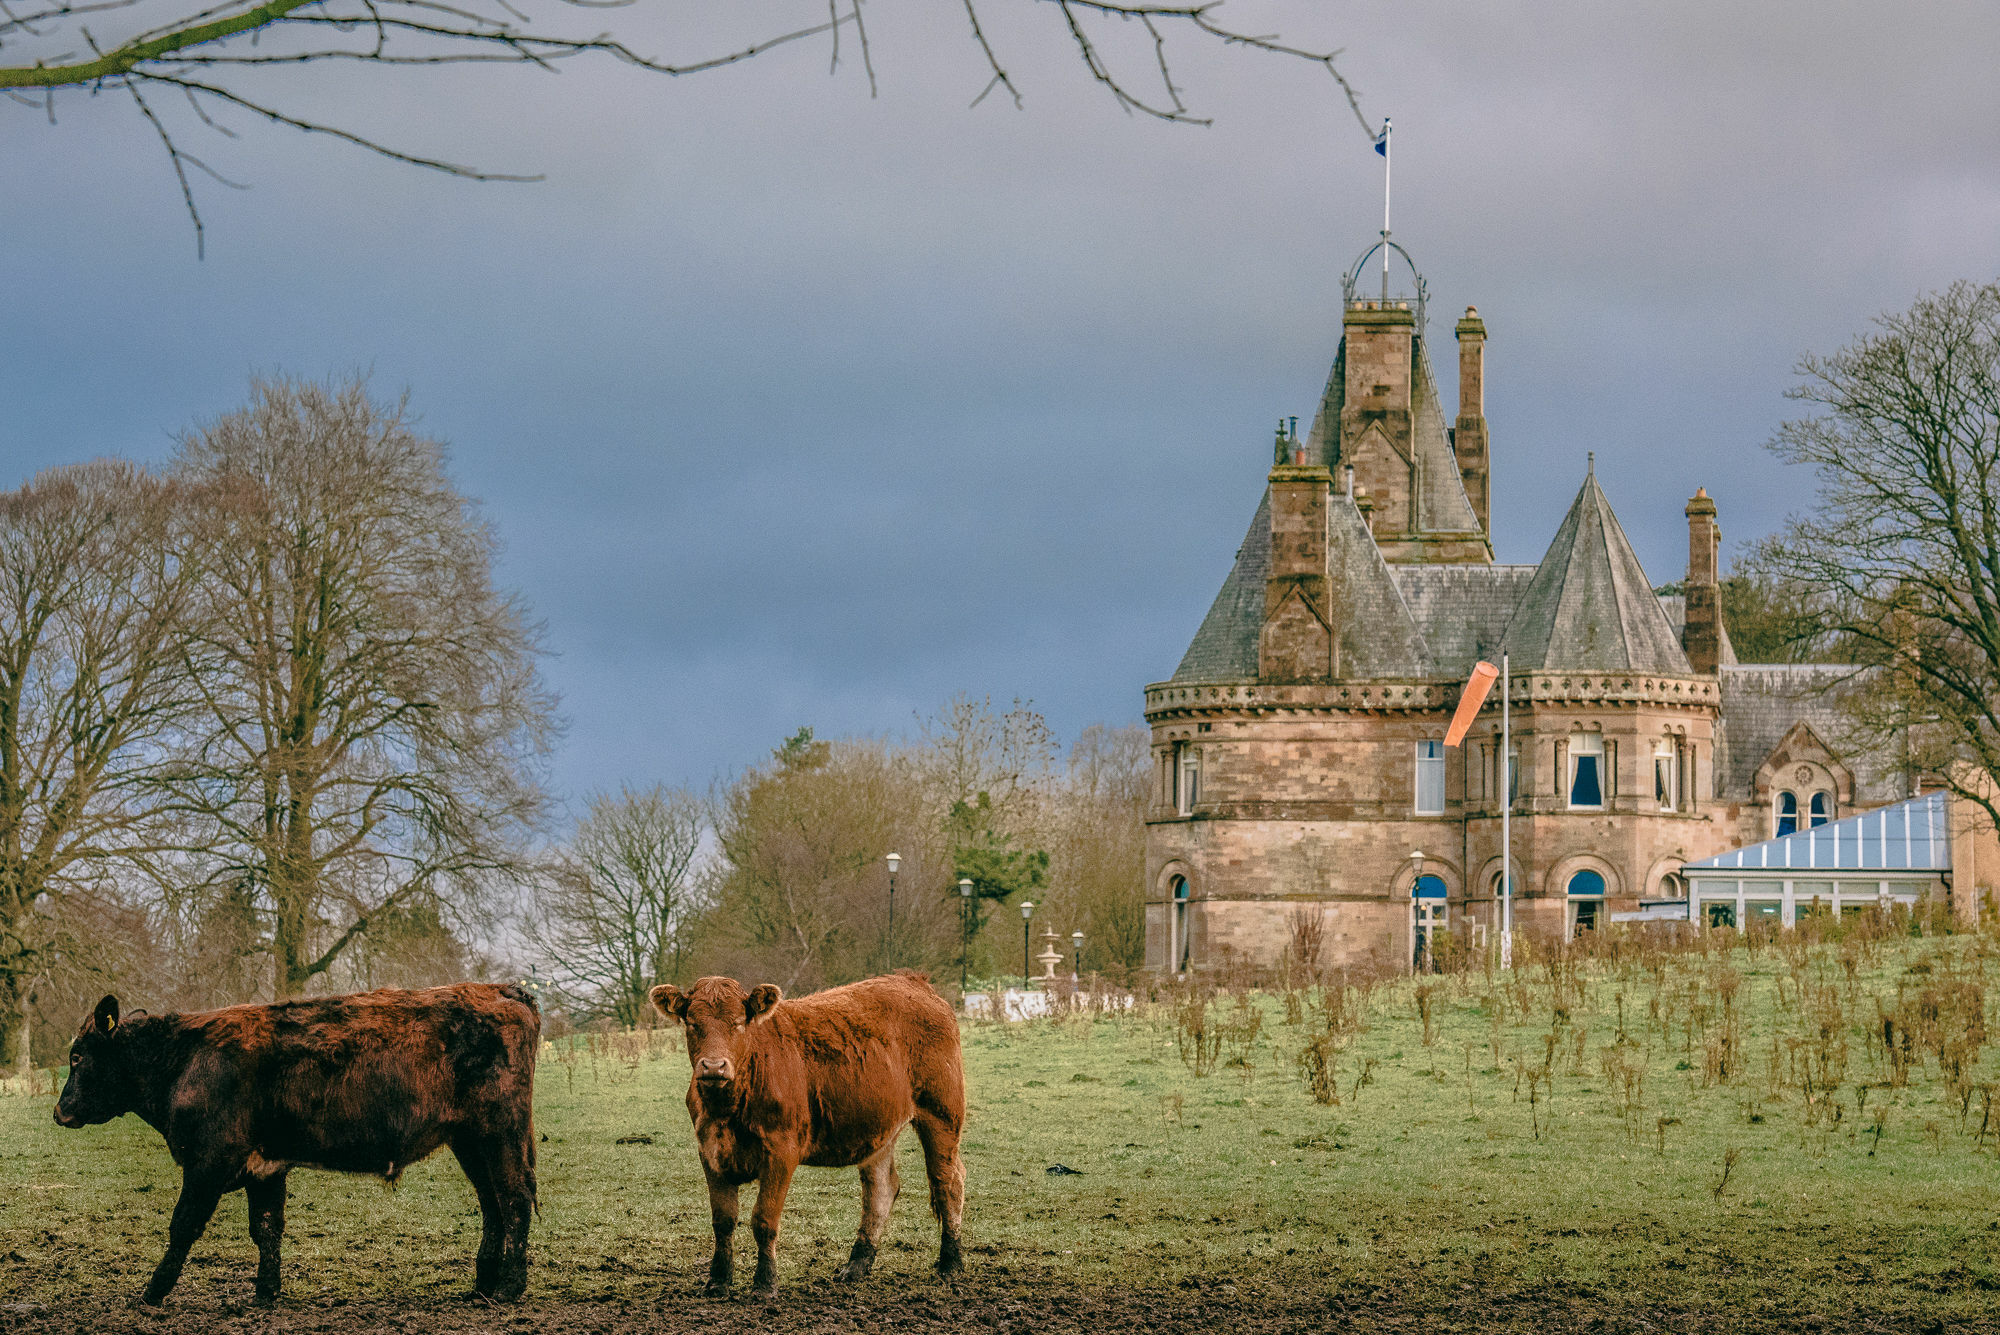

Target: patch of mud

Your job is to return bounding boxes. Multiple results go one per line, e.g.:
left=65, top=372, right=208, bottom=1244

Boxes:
left=7, top=1269, right=1997, bottom=1335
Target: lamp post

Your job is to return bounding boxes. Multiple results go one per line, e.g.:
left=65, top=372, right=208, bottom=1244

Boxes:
left=958, top=877, right=974, bottom=994
left=884, top=852, right=900, bottom=969
left=1071, top=930, right=1084, bottom=984
left=1019, top=901, right=1035, bottom=986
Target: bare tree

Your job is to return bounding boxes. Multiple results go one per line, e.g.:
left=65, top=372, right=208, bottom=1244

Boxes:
left=167, top=374, right=556, bottom=998
left=529, top=785, right=705, bottom=1025
left=1748, top=279, right=2000, bottom=831
left=0, top=462, right=203, bottom=1070
left=0, top=2, right=1368, bottom=253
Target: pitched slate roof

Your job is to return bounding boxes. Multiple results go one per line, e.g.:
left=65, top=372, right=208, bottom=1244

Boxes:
left=1501, top=471, right=1692, bottom=673
left=1685, top=789, right=1949, bottom=875
left=1389, top=565, right=1536, bottom=679
left=1714, top=664, right=1897, bottom=803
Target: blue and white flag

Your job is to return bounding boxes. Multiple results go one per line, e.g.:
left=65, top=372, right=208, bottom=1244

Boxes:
left=1374, top=117, right=1391, bottom=157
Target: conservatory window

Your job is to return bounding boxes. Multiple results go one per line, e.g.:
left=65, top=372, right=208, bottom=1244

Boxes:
left=1568, top=734, right=1604, bottom=810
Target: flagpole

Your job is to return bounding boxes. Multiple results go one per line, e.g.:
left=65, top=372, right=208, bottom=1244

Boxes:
left=1380, top=116, right=1391, bottom=301
left=1501, top=649, right=1513, bottom=970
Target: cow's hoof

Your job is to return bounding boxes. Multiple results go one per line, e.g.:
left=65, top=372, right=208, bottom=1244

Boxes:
left=252, top=1290, right=279, bottom=1308
left=702, top=1281, right=730, bottom=1299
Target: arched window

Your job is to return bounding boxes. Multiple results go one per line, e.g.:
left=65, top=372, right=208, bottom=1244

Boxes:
left=1568, top=734, right=1604, bottom=809
left=1172, top=876, right=1192, bottom=971
left=1658, top=871, right=1688, bottom=900
left=1809, top=792, right=1831, bottom=828
left=1412, top=875, right=1447, bottom=973
left=1775, top=790, right=1798, bottom=837
left=1567, top=869, right=1605, bottom=935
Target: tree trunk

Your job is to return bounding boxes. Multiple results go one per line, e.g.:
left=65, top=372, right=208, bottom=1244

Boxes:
left=0, top=971, right=32, bottom=1075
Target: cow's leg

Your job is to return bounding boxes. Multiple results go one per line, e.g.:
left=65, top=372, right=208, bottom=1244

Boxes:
left=246, top=1172, right=289, bottom=1305
left=914, top=1108, right=966, bottom=1277
left=839, top=1142, right=901, bottom=1282
left=748, top=1160, right=795, bottom=1293
left=703, top=1175, right=739, bottom=1297
left=450, top=1137, right=504, bottom=1298
left=140, top=1173, right=224, bottom=1305
left=480, top=1124, right=536, bottom=1302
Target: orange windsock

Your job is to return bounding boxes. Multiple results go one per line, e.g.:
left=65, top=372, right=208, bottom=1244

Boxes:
left=1443, top=661, right=1500, bottom=748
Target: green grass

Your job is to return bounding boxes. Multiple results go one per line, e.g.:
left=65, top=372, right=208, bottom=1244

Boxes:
left=4, top=931, right=2000, bottom=1324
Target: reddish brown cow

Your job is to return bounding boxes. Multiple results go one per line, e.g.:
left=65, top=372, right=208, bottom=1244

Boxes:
left=649, top=971, right=966, bottom=1293
left=54, top=984, right=539, bottom=1306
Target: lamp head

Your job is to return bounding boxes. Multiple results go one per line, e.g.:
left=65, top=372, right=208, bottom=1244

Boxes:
left=1020, top=900, right=1034, bottom=920
left=1072, top=930, right=1084, bottom=947
left=885, top=852, right=901, bottom=877
left=959, top=877, right=973, bottom=898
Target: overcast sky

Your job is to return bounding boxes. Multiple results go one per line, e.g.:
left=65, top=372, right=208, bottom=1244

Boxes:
left=5, top=1, right=1998, bottom=806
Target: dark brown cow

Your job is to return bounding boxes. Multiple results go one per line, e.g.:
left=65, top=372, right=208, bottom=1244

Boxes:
left=54, top=984, right=539, bottom=1306
left=649, top=971, right=965, bottom=1294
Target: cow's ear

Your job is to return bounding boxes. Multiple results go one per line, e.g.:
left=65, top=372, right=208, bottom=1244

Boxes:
left=649, top=984, right=689, bottom=1020
left=92, top=995, right=121, bottom=1034
left=745, top=984, right=783, bottom=1023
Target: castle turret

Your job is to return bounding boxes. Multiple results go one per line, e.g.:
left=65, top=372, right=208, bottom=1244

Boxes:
left=1683, top=487, right=1723, bottom=674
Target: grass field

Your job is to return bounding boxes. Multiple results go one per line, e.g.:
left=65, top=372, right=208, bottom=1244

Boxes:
left=4, top=927, right=2000, bottom=1333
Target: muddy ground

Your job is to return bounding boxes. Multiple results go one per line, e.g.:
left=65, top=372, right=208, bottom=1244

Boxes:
left=7, top=1265, right=1998, bottom=1335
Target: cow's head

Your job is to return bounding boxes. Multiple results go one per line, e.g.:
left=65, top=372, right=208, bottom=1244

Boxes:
left=650, top=977, right=782, bottom=1091
left=54, top=995, right=141, bottom=1129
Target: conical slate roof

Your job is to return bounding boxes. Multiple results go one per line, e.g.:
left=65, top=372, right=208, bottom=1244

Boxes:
left=1501, top=469, right=1692, bottom=673
left=1172, top=494, right=1269, bottom=682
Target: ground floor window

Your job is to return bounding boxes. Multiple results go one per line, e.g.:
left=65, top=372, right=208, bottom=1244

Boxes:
left=1412, top=875, right=1448, bottom=972
left=1567, top=868, right=1605, bottom=937
left=1171, top=876, right=1192, bottom=971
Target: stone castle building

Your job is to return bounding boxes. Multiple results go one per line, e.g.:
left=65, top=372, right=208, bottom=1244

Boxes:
left=1142, top=251, right=1906, bottom=974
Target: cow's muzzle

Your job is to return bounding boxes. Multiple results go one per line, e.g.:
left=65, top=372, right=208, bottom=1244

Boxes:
left=694, top=1057, right=733, bottom=1086
left=52, top=1106, right=81, bottom=1128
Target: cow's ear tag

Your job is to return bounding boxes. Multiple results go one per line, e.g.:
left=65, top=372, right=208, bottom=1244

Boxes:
left=746, top=984, right=783, bottom=1023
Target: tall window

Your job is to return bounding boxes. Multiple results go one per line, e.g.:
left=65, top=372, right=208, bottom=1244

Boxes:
left=1775, top=790, right=1798, bottom=837
left=1415, top=740, right=1445, bottom=814
left=1809, top=791, right=1832, bottom=828
left=1568, top=733, right=1604, bottom=809
left=1173, top=743, right=1200, bottom=817
left=1172, top=876, right=1192, bottom=971
left=1567, top=868, right=1606, bottom=935
left=1654, top=740, right=1680, bottom=812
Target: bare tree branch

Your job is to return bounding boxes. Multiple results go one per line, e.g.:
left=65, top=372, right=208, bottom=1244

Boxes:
left=4, top=0, right=1368, bottom=253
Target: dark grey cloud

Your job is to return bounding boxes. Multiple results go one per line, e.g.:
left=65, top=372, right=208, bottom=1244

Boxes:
left=4, top=0, right=1997, bottom=800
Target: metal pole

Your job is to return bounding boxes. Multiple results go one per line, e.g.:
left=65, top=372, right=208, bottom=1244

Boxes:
left=1023, top=914, right=1032, bottom=985
left=1380, top=116, right=1392, bottom=301
left=887, top=867, right=896, bottom=968
left=1501, top=650, right=1513, bottom=970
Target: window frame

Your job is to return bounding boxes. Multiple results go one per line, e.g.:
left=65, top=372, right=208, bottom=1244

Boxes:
left=1775, top=789, right=1798, bottom=837
left=1414, top=739, right=1446, bottom=815
left=1567, top=733, right=1605, bottom=810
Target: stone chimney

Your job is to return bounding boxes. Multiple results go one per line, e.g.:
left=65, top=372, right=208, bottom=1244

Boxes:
left=1683, top=487, right=1722, bottom=674
left=1454, top=306, right=1490, bottom=537
left=1258, top=458, right=1334, bottom=681
left=1338, top=301, right=1416, bottom=531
